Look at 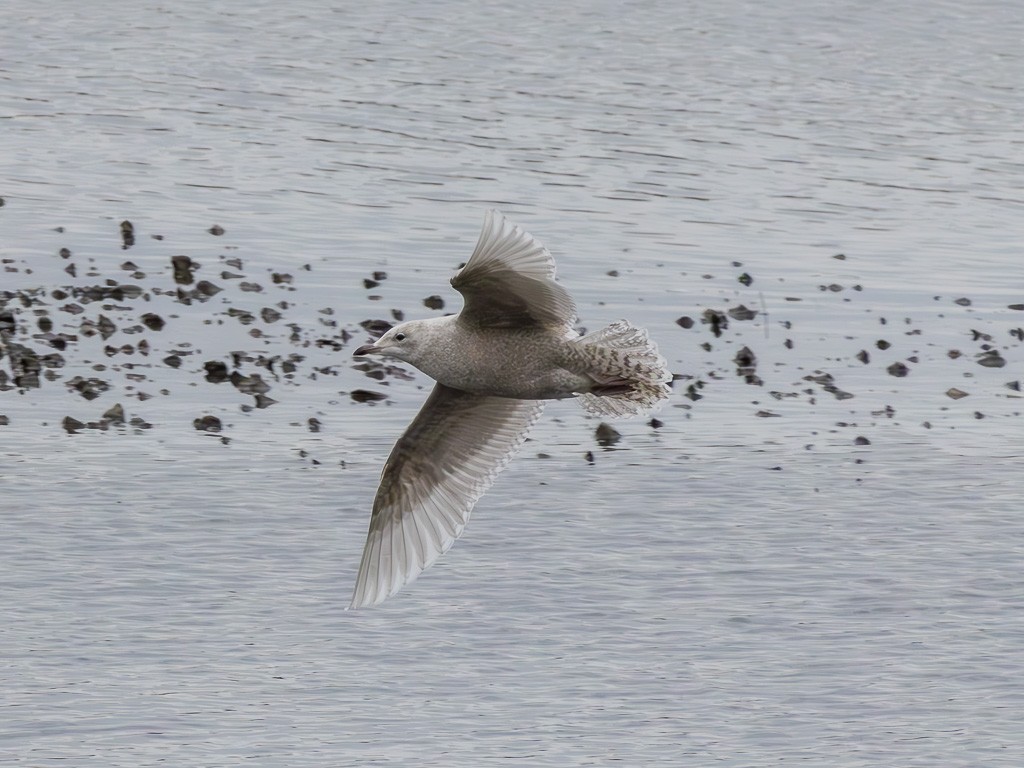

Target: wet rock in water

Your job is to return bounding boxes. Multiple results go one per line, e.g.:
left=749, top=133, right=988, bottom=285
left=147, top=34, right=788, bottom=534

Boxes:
left=203, top=360, right=230, bottom=383
left=359, top=319, right=393, bottom=338
left=423, top=295, right=445, bottom=310
left=260, top=307, right=282, bottom=323
left=163, top=354, right=182, bottom=368
left=887, top=362, right=910, bottom=378
left=140, top=313, right=165, bottom=331
left=702, top=309, right=728, bottom=338
left=253, top=393, right=277, bottom=409
left=208, top=224, right=225, bottom=236
left=727, top=304, right=757, bottom=321
left=226, top=308, right=255, bottom=325
left=947, top=349, right=963, bottom=359
left=946, top=388, right=969, bottom=400
left=230, top=371, right=270, bottom=395
left=734, top=346, right=762, bottom=385
left=803, top=371, right=854, bottom=400
left=66, top=376, right=110, bottom=400
left=0, top=310, right=16, bottom=335
left=649, top=417, right=663, bottom=429
left=0, top=415, right=9, bottom=426
left=1009, top=303, right=1024, bottom=311
left=350, top=389, right=387, bottom=404
left=953, top=297, right=972, bottom=306
left=1006, top=381, right=1022, bottom=392
left=195, top=280, right=223, bottom=299
left=976, top=350, right=1006, bottom=368
left=595, top=422, right=622, bottom=447
left=876, top=339, right=891, bottom=350
left=62, top=416, right=85, bottom=434
left=171, top=255, right=198, bottom=285
left=194, top=415, right=223, bottom=432
left=272, top=272, right=293, bottom=285
left=373, top=271, right=387, bottom=281
left=64, top=263, right=77, bottom=278
left=755, top=410, right=780, bottom=417
left=391, top=309, right=405, bottom=322
left=584, top=450, right=595, bottom=464
left=738, top=272, right=753, bottom=286
left=676, top=316, right=694, bottom=329
left=856, top=350, right=870, bottom=364
left=363, top=278, right=380, bottom=289
left=308, top=417, right=322, bottom=433
left=854, top=436, right=871, bottom=446
left=59, top=247, right=72, bottom=259
left=120, top=220, right=135, bottom=249
left=239, top=282, right=263, bottom=293
left=101, top=403, right=126, bottom=425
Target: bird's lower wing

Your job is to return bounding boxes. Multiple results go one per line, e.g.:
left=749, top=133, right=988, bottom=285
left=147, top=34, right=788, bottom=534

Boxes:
left=349, top=384, right=545, bottom=609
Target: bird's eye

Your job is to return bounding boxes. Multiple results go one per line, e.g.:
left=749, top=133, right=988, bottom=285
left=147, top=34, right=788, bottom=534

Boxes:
left=394, top=332, right=406, bottom=342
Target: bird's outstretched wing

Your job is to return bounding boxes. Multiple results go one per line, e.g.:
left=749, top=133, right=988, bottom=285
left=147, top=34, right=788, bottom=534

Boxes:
left=451, top=210, right=577, bottom=331
left=349, top=383, right=545, bottom=609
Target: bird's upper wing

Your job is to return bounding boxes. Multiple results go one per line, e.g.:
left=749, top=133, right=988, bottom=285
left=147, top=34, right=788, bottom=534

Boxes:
left=349, top=383, right=545, bottom=609
left=451, top=210, right=577, bottom=332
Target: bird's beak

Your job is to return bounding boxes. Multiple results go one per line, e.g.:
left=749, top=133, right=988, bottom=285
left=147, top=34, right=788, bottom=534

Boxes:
left=353, top=343, right=379, bottom=357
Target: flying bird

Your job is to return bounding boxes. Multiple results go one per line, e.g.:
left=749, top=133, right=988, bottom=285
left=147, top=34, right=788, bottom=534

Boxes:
left=349, top=211, right=671, bottom=608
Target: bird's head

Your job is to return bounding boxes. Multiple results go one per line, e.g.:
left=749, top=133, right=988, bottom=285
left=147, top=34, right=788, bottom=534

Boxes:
left=353, top=319, right=431, bottom=364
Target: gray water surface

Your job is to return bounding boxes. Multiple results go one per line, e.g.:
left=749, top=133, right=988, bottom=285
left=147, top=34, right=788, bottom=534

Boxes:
left=2, top=1, right=1022, bottom=765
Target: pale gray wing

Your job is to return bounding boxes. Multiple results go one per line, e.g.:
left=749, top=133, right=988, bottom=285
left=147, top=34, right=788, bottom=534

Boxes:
left=451, top=209, right=577, bottom=331
left=349, top=383, right=545, bottom=609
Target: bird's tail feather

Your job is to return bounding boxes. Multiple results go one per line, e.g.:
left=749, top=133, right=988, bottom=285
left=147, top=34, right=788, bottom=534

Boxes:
left=574, top=320, right=671, bottom=418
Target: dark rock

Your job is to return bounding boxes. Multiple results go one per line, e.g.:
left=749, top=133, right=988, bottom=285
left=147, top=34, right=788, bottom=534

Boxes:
left=203, top=360, right=230, bottom=383
left=976, top=350, right=1006, bottom=368
left=423, top=295, right=445, bottom=310
left=171, top=255, right=198, bottom=285
left=676, top=316, right=694, bottom=329
left=193, top=415, right=223, bottom=432
left=140, top=313, right=165, bottom=331
left=876, top=339, right=891, bottom=350
left=946, top=388, right=969, bottom=400
left=854, top=436, right=871, bottom=445
left=101, top=403, right=125, bottom=425
left=230, top=372, right=270, bottom=395
left=350, top=389, right=387, bottom=403
left=359, top=319, right=393, bottom=338
left=887, top=362, right=909, bottom=378
left=728, top=304, right=757, bottom=321
left=702, top=309, right=728, bottom=338
left=120, top=220, right=135, bottom=249
left=62, top=416, right=85, bottom=434
left=260, top=307, right=282, bottom=323
left=308, top=417, right=322, bottom=433
left=595, top=422, right=621, bottom=447
left=66, top=376, right=110, bottom=400
left=208, top=224, right=225, bottom=236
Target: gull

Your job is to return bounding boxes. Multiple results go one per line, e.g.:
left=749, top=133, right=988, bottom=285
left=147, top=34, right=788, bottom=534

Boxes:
left=349, top=211, right=671, bottom=608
